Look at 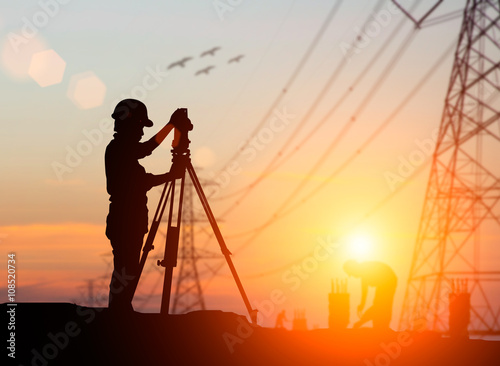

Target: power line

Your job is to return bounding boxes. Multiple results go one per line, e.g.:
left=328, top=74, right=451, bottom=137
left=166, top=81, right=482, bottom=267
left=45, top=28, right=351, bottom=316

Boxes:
left=216, top=0, right=422, bottom=213
left=421, top=9, right=464, bottom=28
left=273, top=28, right=420, bottom=215
left=244, top=158, right=432, bottom=280
left=198, top=0, right=389, bottom=247
left=210, top=0, right=346, bottom=184
left=201, top=0, right=298, bottom=142
left=204, top=39, right=457, bottom=284
left=216, top=13, right=423, bottom=242
left=278, top=40, right=456, bottom=221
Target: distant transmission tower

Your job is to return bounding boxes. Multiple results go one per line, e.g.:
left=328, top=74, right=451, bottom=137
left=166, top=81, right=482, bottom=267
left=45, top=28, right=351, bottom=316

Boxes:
left=171, top=181, right=206, bottom=313
left=400, top=0, right=500, bottom=334
left=171, top=179, right=221, bottom=313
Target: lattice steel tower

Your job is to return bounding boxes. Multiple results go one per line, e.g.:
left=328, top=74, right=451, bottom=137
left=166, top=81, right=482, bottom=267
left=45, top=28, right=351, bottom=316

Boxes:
left=400, top=0, right=500, bottom=334
left=171, top=182, right=206, bottom=313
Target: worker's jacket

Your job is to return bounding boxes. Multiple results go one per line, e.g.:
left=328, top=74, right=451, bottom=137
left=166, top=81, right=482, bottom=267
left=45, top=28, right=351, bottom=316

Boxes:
left=105, top=134, right=158, bottom=240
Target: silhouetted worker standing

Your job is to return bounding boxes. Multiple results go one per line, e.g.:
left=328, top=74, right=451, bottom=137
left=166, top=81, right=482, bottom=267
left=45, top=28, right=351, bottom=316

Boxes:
left=275, top=310, right=288, bottom=329
left=343, top=260, right=397, bottom=330
left=105, top=99, right=182, bottom=312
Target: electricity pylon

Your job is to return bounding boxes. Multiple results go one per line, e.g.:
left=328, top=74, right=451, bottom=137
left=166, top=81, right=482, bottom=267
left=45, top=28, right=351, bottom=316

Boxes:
left=400, top=0, right=500, bottom=334
left=171, top=181, right=206, bottom=313
left=171, top=181, right=220, bottom=313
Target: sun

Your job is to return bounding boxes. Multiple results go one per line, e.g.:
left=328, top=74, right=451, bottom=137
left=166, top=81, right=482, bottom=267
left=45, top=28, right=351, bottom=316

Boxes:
left=347, top=233, right=373, bottom=259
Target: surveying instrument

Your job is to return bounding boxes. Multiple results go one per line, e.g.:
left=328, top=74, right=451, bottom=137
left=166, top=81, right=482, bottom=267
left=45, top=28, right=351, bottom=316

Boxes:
left=129, top=108, right=257, bottom=323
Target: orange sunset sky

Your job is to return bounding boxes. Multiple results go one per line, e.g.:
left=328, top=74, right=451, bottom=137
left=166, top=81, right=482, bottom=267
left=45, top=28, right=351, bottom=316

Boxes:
left=1, top=0, right=498, bottom=329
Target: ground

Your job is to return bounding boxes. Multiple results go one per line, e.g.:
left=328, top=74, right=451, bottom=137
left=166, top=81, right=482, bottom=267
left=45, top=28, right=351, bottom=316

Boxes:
left=3, top=303, right=500, bottom=366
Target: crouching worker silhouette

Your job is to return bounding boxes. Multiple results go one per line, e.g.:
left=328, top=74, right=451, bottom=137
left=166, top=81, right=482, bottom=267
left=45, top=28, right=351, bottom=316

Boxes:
left=343, top=260, right=397, bottom=330
left=105, top=99, right=184, bottom=312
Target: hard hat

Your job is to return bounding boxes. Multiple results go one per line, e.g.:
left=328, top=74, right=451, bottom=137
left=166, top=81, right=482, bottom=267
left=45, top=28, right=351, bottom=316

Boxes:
left=111, top=99, right=153, bottom=127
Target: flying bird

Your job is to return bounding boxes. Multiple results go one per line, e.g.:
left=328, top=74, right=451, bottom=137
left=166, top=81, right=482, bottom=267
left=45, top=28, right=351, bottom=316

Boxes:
left=195, top=66, right=215, bottom=76
left=167, top=57, right=192, bottom=69
left=228, top=55, right=244, bottom=63
left=200, top=47, right=221, bottom=57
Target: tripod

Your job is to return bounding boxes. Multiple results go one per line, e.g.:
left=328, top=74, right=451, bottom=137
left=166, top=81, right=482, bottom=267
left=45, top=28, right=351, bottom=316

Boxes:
left=129, top=121, right=257, bottom=324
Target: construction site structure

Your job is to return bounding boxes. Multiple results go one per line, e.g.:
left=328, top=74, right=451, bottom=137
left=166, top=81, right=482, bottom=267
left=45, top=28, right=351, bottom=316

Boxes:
left=328, top=278, right=349, bottom=330
left=292, top=309, right=308, bottom=331
left=449, top=278, right=471, bottom=339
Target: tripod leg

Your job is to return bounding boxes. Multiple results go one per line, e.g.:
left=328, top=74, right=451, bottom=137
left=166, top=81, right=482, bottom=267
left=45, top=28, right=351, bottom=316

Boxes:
left=186, top=162, right=257, bottom=323
left=159, top=171, right=186, bottom=314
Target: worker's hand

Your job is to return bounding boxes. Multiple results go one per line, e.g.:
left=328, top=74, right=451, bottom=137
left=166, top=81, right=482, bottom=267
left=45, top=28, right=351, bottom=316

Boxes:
left=357, top=304, right=364, bottom=318
left=169, top=162, right=185, bottom=179
left=168, top=109, right=191, bottom=130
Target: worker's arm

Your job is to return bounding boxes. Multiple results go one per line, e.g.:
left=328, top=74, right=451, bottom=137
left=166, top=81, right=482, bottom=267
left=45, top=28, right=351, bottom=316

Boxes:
left=353, top=306, right=375, bottom=329
left=149, top=109, right=188, bottom=146
left=136, top=123, right=175, bottom=159
left=151, top=123, right=176, bottom=146
left=358, top=279, right=368, bottom=316
left=138, top=109, right=187, bottom=158
left=144, top=162, right=185, bottom=190
left=145, top=172, right=172, bottom=189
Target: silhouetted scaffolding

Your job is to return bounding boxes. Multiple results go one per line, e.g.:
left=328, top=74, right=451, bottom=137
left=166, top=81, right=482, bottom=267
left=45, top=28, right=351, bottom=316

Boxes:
left=400, top=0, right=500, bottom=334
